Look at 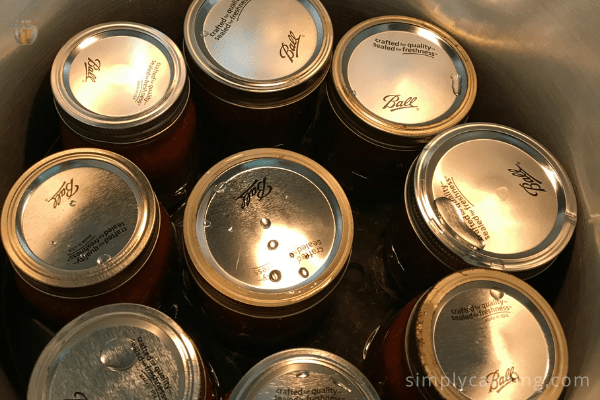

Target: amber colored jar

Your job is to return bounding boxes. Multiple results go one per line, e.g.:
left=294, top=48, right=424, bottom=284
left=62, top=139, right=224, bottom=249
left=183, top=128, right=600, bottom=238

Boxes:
left=385, top=123, right=577, bottom=299
left=51, top=22, right=200, bottom=209
left=28, top=304, right=217, bottom=400
left=183, top=0, right=333, bottom=163
left=0, top=149, right=174, bottom=327
left=364, top=269, right=569, bottom=400
left=320, top=16, right=476, bottom=200
left=182, top=149, right=353, bottom=352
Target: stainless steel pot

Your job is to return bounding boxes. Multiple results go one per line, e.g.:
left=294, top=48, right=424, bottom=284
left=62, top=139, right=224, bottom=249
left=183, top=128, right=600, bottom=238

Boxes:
left=1, top=1, right=598, bottom=399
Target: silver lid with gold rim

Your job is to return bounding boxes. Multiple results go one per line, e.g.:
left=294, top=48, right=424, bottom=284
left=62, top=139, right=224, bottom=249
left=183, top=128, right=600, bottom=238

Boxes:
left=407, top=123, right=577, bottom=276
left=27, top=303, right=204, bottom=400
left=183, top=148, right=353, bottom=311
left=230, top=348, right=380, bottom=400
left=407, top=269, right=568, bottom=400
left=183, top=0, right=333, bottom=107
left=329, top=16, right=476, bottom=149
left=0, top=148, right=159, bottom=297
left=51, top=22, right=189, bottom=143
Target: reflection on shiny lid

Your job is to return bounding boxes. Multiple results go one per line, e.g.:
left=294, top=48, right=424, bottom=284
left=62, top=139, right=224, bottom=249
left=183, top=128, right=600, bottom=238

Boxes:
left=410, top=123, right=577, bottom=274
left=329, top=16, right=476, bottom=149
left=27, top=304, right=204, bottom=400
left=411, top=269, right=567, bottom=400
left=184, top=0, right=333, bottom=106
left=0, top=148, right=158, bottom=297
left=51, top=22, right=188, bottom=143
left=230, top=348, right=380, bottom=400
left=183, top=149, right=353, bottom=308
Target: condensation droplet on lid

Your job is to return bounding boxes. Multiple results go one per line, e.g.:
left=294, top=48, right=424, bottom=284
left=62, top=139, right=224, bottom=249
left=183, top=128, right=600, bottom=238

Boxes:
left=299, top=267, right=309, bottom=278
left=269, top=270, right=281, bottom=282
left=215, top=182, right=227, bottom=193
left=451, top=73, right=462, bottom=96
left=201, top=30, right=210, bottom=38
left=228, top=227, right=234, bottom=232
left=100, top=338, right=137, bottom=371
left=50, top=241, right=57, bottom=246
left=69, top=200, right=77, bottom=207
left=97, top=254, right=112, bottom=265
left=260, top=217, right=271, bottom=229
left=267, top=240, right=278, bottom=250
left=490, top=288, right=505, bottom=300
left=203, top=220, right=212, bottom=228
left=289, top=252, right=295, bottom=258
left=495, top=186, right=509, bottom=201
left=296, top=371, right=309, bottom=378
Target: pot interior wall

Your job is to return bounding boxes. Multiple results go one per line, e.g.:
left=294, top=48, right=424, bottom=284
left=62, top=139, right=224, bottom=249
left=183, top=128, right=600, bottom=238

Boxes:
left=1, top=1, right=598, bottom=398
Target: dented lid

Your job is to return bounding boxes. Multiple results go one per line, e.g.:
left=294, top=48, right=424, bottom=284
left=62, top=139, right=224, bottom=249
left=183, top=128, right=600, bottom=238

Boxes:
left=407, top=123, right=577, bottom=275
left=27, top=304, right=205, bottom=400
left=329, top=16, right=476, bottom=149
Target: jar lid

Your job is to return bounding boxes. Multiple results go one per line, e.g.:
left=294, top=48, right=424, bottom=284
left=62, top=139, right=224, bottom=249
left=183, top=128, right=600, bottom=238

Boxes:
left=0, top=148, right=159, bottom=297
left=408, top=269, right=568, bottom=400
left=328, top=16, right=476, bottom=149
left=408, top=123, right=577, bottom=275
left=183, top=149, right=353, bottom=311
left=229, top=348, right=380, bottom=400
left=51, top=22, right=189, bottom=143
left=27, top=303, right=205, bottom=400
left=183, top=0, right=333, bottom=107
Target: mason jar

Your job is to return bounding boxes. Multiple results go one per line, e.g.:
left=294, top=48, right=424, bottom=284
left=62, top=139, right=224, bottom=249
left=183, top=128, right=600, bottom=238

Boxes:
left=364, top=268, right=569, bottom=400
left=182, top=148, right=353, bottom=351
left=384, top=123, right=577, bottom=298
left=0, top=149, right=173, bottom=327
left=51, top=22, right=199, bottom=209
left=226, top=348, right=379, bottom=400
left=28, top=303, right=216, bottom=400
left=321, top=16, right=477, bottom=199
left=183, top=0, right=333, bottom=163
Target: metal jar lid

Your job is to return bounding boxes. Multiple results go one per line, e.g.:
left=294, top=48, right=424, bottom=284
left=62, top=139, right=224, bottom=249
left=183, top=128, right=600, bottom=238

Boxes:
left=183, top=148, right=353, bottom=314
left=0, top=148, right=160, bottom=298
left=183, top=0, right=333, bottom=108
left=407, top=269, right=568, bottom=400
left=329, top=16, right=476, bottom=150
left=406, top=123, right=577, bottom=276
left=229, top=348, right=380, bottom=400
left=27, top=303, right=205, bottom=400
left=51, top=22, right=189, bottom=144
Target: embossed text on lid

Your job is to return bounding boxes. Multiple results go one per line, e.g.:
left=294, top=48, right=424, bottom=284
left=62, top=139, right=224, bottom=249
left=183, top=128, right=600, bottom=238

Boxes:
left=51, top=22, right=187, bottom=142
left=183, top=149, right=354, bottom=308
left=412, top=123, right=577, bottom=272
left=1, top=149, right=157, bottom=295
left=230, top=348, right=380, bottom=400
left=27, top=304, right=202, bottom=400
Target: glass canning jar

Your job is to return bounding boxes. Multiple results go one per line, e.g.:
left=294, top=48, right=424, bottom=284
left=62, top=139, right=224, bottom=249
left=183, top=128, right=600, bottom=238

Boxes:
left=0, top=148, right=174, bottom=327
left=51, top=22, right=199, bottom=209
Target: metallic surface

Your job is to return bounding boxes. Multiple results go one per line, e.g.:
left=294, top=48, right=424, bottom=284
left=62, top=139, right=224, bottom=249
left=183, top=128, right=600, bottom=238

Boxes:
left=229, top=348, right=380, bottom=400
left=27, top=304, right=202, bottom=400
left=411, top=269, right=568, bottom=400
left=0, top=149, right=157, bottom=296
left=183, top=149, right=353, bottom=307
left=329, top=16, right=476, bottom=149
left=184, top=0, right=333, bottom=107
left=52, top=22, right=188, bottom=143
left=0, top=0, right=599, bottom=398
left=411, top=123, right=576, bottom=273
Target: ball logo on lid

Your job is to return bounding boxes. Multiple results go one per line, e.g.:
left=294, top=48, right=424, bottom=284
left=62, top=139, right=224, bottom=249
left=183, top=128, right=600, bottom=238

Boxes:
left=486, top=366, right=520, bottom=394
left=508, top=163, right=546, bottom=196
left=280, top=31, right=301, bottom=63
left=382, top=94, right=418, bottom=112
left=46, top=178, right=79, bottom=209
left=236, top=177, right=272, bottom=209
left=83, top=57, right=101, bottom=83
